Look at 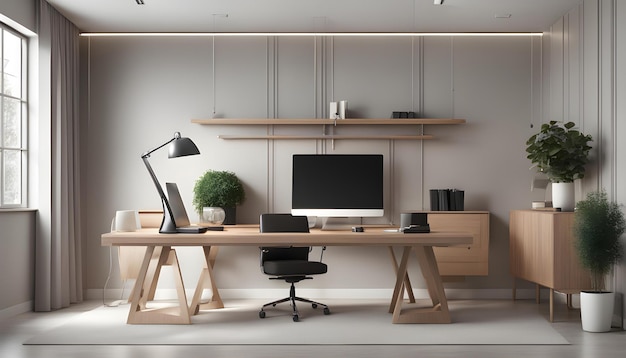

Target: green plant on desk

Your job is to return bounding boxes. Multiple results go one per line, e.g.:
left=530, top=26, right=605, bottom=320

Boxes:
left=193, top=170, right=245, bottom=224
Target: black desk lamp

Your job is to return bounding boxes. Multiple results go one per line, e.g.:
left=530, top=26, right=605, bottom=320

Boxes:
left=141, top=132, right=200, bottom=233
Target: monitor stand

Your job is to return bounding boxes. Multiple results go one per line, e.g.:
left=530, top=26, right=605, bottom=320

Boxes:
left=320, top=217, right=362, bottom=231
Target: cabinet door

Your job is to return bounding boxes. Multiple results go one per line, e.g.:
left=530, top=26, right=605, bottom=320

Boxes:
left=430, top=212, right=489, bottom=276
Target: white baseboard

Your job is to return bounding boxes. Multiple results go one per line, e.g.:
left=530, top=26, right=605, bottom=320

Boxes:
left=0, top=301, right=32, bottom=320
left=87, top=288, right=545, bottom=301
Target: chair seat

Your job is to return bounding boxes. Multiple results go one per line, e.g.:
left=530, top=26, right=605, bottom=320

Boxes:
left=263, top=260, right=327, bottom=276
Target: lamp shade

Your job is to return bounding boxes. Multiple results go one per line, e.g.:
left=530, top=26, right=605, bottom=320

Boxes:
left=168, top=134, right=200, bottom=158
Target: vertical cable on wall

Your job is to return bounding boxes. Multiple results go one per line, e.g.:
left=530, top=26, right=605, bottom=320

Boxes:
left=539, top=31, right=543, bottom=128
left=609, top=0, right=618, bottom=295
left=419, top=37, right=426, bottom=210
left=530, top=36, right=534, bottom=129
left=579, top=5, right=585, bottom=135
left=87, top=37, right=91, bottom=127
left=274, top=37, right=279, bottom=119
left=313, top=35, right=317, bottom=120
left=450, top=37, right=455, bottom=119
left=597, top=0, right=603, bottom=190
left=265, top=37, right=271, bottom=212
left=611, top=0, right=617, bottom=200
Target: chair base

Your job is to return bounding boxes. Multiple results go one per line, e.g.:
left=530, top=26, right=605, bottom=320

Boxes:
left=259, top=282, right=330, bottom=322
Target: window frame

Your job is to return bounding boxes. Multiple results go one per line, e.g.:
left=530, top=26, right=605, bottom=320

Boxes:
left=0, top=23, right=28, bottom=209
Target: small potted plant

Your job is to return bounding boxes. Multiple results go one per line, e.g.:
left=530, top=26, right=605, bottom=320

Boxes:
left=193, top=170, right=245, bottom=225
left=525, top=121, right=592, bottom=211
left=573, top=189, right=625, bottom=332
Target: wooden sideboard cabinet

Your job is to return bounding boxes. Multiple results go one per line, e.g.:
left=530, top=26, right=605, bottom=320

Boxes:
left=509, top=210, right=591, bottom=321
left=427, top=211, right=490, bottom=276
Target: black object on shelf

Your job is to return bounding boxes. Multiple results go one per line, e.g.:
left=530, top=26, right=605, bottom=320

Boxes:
left=430, top=188, right=464, bottom=211
left=429, top=189, right=439, bottom=211
left=391, top=111, right=417, bottom=119
left=453, top=190, right=464, bottom=211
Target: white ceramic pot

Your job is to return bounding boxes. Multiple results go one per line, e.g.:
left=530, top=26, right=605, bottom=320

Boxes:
left=201, top=207, right=226, bottom=225
left=552, top=182, right=575, bottom=211
left=580, top=291, right=615, bottom=332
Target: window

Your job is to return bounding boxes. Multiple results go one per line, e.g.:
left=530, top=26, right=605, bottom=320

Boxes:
left=0, top=24, right=27, bottom=208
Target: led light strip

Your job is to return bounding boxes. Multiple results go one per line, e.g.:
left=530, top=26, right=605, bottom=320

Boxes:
left=80, top=32, right=543, bottom=37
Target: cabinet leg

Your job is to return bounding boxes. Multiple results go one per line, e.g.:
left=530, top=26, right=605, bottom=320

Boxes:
left=549, top=288, right=554, bottom=322
left=512, top=277, right=517, bottom=301
left=535, top=284, right=540, bottom=304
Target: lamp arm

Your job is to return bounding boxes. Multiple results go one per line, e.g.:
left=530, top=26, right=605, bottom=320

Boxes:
left=141, top=137, right=175, bottom=159
left=142, top=156, right=177, bottom=233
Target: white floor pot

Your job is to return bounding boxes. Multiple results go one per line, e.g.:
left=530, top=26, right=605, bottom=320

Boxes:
left=552, top=182, right=575, bottom=211
left=580, top=291, right=615, bottom=332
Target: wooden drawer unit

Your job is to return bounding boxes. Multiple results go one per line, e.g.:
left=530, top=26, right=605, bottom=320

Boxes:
left=427, top=211, right=490, bottom=276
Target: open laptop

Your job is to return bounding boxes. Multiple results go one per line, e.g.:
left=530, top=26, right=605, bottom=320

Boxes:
left=166, top=182, right=223, bottom=233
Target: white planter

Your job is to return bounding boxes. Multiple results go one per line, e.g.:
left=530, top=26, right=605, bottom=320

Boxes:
left=552, top=182, right=575, bottom=211
left=580, top=291, right=615, bottom=332
left=201, top=207, right=225, bottom=225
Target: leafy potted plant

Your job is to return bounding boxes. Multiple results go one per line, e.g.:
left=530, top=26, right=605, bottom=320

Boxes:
left=193, top=170, right=245, bottom=225
left=573, top=189, right=625, bottom=332
left=525, top=121, right=592, bottom=211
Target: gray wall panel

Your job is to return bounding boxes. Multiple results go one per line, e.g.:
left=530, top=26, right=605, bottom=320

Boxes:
left=82, top=34, right=539, bottom=293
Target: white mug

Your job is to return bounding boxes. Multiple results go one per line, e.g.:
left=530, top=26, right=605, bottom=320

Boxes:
left=111, top=210, right=141, bottom=232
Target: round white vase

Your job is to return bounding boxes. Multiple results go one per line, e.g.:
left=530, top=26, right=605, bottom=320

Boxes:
left=580, top=291, right=615, bottom=332
left=201, top=207, right=226, bottom=225
left=552, top=182, right=575, bottom=211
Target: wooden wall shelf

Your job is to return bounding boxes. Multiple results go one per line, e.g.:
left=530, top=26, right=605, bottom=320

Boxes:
left=192, top=118, right=466, bottom=125
left=192, top=118, right=465, bottom=140
left=218, top=134, right=434, bottom=140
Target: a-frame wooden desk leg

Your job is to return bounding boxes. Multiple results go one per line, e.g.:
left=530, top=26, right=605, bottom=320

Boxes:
left=391, top=245, right=451, bottom=324
left=388, top=246, right=416, bottom=307
left=389, top=246, right=412, bottom=314
left=127, top=246, right=192, bottom=324
left=190, top=246, right=224, bottom=315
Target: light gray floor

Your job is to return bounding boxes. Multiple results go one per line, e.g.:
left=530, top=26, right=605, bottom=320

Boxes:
left=1, top=299, right=626, bottom=358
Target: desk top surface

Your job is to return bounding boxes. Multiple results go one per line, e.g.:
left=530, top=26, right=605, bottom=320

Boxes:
left=101, top=226, right=473, bottom=247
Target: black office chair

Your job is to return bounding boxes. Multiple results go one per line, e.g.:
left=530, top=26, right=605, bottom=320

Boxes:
left=258, top=213, right=330, bottom=322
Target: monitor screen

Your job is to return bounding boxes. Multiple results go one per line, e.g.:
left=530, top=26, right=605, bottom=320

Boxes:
left=291, top=154, right=384, bottom=218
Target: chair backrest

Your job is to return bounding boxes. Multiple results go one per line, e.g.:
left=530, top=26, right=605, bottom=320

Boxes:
left=259, top=214, right=310, bottom=264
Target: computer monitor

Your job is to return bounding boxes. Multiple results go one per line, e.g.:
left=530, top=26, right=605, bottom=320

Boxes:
left=291, top=154, right=384, bottom=229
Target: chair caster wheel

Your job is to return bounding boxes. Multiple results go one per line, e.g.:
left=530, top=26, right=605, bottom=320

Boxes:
left=323, top=307, right=330, bottom=315
left=312, top=303, right=318, bottom=309
left=259, top=311, right=266, bottom=319
left=293, top=314, right=299, bottom=322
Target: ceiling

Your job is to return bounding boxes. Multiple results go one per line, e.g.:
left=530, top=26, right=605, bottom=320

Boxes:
left=46, top=0, right=582, bottom=33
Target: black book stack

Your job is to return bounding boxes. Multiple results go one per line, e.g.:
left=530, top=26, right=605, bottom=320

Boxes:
left=429, top=189, right=464, bottom=211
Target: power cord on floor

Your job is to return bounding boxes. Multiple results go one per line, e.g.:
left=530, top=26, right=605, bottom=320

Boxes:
left=103, top=246, right=128, bottom=307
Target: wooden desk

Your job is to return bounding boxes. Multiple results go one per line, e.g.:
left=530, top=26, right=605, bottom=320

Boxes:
left=101, top=226, right=472, bottom=325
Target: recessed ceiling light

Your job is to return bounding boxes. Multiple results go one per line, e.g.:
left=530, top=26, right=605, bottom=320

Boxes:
left=434, top=0, right=444, bottom=5
left=495, top=14, right=512, bottom=19
left=136, top=0, right=145, bottom=5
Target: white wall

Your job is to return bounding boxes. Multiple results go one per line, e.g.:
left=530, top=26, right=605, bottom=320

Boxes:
left=82, top=34, right=541, bottom=298
left=0, top=211, right=35, bottom=316
left=0, top=0, right=36, bottom=34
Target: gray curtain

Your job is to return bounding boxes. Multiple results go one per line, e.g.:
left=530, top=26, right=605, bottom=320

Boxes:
left=35, top=0, right=83, bottom=311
